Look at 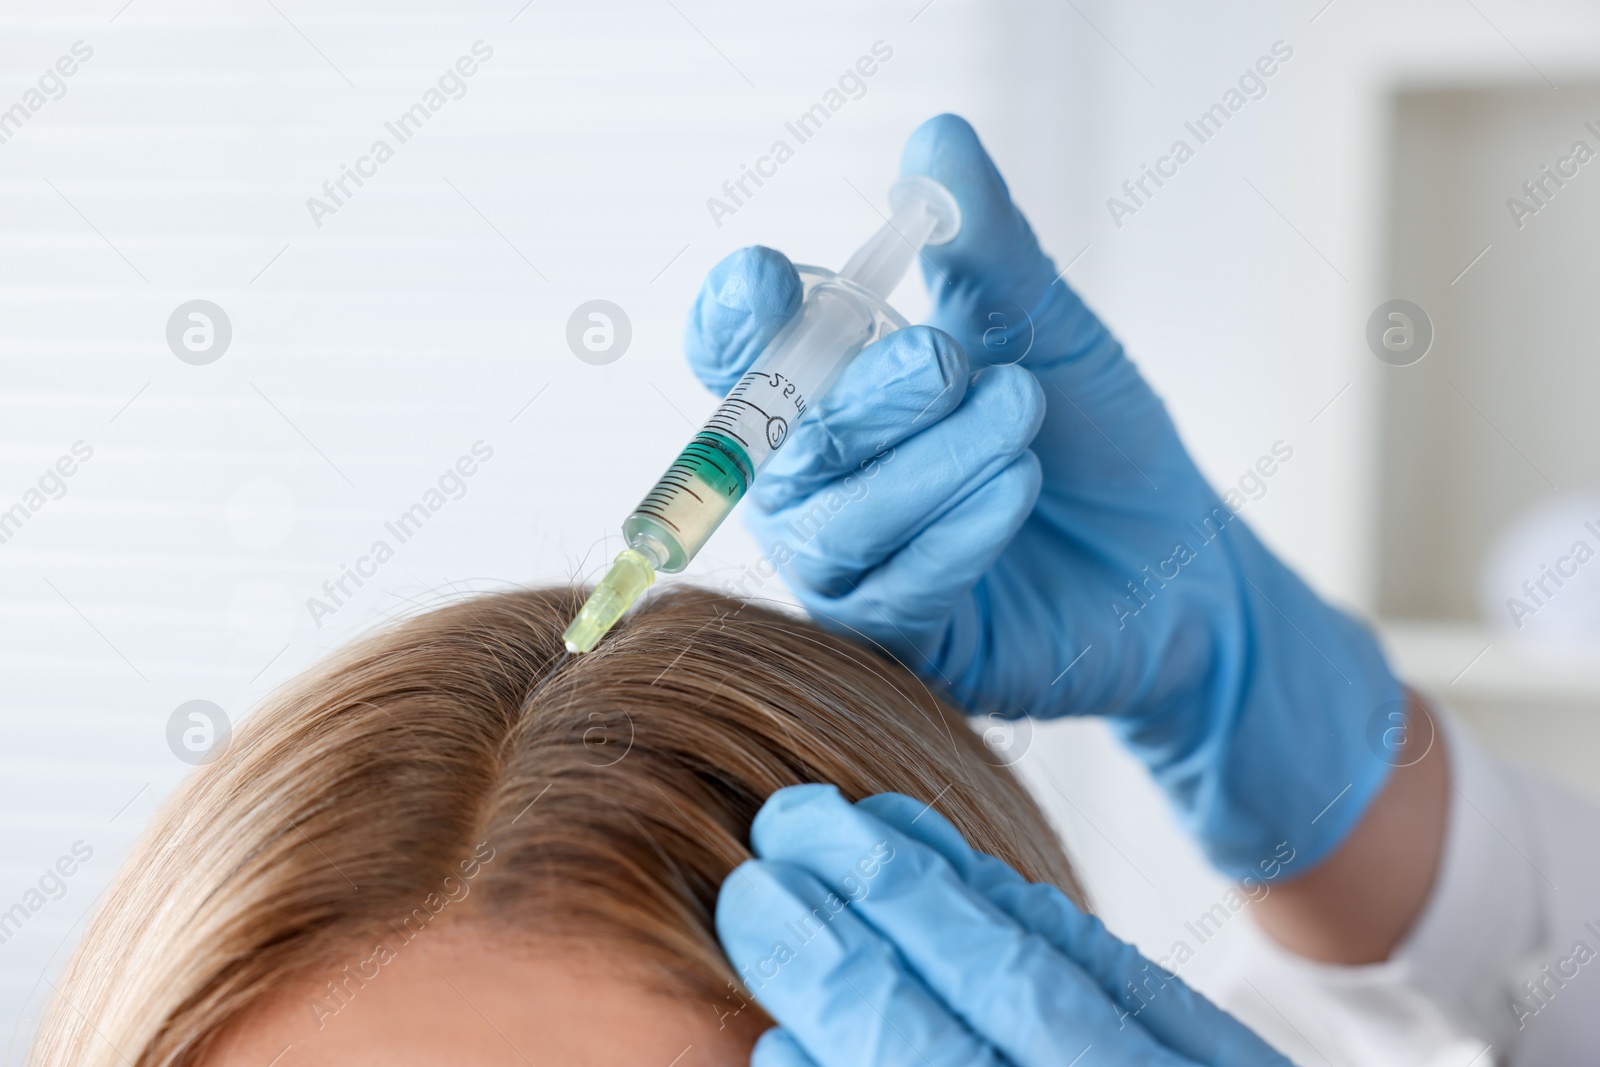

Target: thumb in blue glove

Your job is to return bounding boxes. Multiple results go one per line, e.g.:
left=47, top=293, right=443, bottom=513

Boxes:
left=716, top=784, right=1290, bottom=1067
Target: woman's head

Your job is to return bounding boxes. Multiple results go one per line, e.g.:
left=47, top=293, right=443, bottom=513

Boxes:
left=33, top=587, right=1079, bottom=1066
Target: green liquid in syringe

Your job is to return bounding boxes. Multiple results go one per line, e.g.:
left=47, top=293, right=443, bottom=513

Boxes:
left=624, top=429, right=753, bottom=573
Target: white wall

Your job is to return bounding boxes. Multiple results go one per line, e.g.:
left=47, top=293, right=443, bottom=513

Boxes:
left=2, top=0, right=1598, bottom=1062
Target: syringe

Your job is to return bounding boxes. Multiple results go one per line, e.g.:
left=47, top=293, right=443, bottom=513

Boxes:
left=562, top=175, right=962, bottom=654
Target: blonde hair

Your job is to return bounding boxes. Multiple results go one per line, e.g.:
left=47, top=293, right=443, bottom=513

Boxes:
left=32, top=587, right=1080, bottom=1067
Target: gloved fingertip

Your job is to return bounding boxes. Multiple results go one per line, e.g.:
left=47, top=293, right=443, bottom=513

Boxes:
left=684, top=246, right=802, bottom=391
left=709, top=245, right=800, bottom=317
left=940, top=450, right=1043, bottom=555
left=900, top=114, right=1005, bottom=200
left=853, top=791, right=924, bottom=820
left=844, top=324, right=970, bottom=421
left=768, top=782, right=845, bottom=810
left=1003, top=448, right=1044, bottom=499
left=715, top=859, right=802, bottom=957
left=748, top=326, right=970, bottom=512
left=898, top=115, right=1059, bottom=312
left=750, top=1028, right=820, bottom=1067
left=857, top=792, right=964, bottom=844
left=715, top=858, right=846, bottom=965
left=857, top=794, right=986, bottom=871
left=749, top=783, right=846, bottom=855
left=921, top=325, right=970, bottom=394
left=966, top=363, right=1047, bottom=449
left=715, top=858, right=768, bottom=918
left=987, top=360, right=1047, bottom=416
left=899, top=115, right=1017, bottom=249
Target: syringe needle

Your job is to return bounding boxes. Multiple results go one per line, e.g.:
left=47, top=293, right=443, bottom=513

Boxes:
left=563, top=549, right=656, bottom=654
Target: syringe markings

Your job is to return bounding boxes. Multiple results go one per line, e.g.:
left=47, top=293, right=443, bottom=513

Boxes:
left=655, top=472, right=703, bottom=502
left=684, top=436, right=751, bottom=485
left=640, top=478, right=701, bottom=507
left=702, top=413, right=750, bottom=448
left=713, top=397, right=774, bottom=423
left=632, top=506, right=682, bottom=534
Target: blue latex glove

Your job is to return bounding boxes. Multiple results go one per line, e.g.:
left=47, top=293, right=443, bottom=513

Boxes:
left=684, top=114, right=1404, bottom=878
left=716, top=785, right=1290, bottom=1066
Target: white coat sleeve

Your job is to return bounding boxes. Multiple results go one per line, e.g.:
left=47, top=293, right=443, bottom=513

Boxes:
left=1207, top=707, right=1600, bottom=1067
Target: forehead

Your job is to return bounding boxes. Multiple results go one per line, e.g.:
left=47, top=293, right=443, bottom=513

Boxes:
left=199, top=924, right=763, bottom=1067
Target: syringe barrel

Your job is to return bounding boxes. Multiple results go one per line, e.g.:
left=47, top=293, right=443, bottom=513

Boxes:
left=623, top=269, right=904, bottom=573
left=621, top=175, right=961, bottom=575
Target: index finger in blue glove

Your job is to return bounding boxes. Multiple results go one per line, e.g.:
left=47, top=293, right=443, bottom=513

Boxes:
left=752, top=325, right=970, bottom=514
left=857, top=793, right=1292, bottom=1067
left=778, top=460, right=1043, bottom=681
left=749, top=785, right=1201, bottom=1067
left=750, top=1028, right=821, bottom=1067
left=716, top=857, right=1003, bottom=1067
left=755, top=365, right=1044, bottom=593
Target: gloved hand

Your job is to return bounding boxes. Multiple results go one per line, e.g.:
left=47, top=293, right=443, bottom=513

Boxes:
left=716, top=785, right=1290, bottom=1066
left=683, top=113, right=1404, bottom=878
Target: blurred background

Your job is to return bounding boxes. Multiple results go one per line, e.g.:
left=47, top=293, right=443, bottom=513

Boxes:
left=2, top=0, right=1599, bottom=1061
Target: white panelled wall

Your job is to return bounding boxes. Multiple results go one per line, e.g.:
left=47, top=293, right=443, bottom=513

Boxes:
left=2, top=1, right=1598, bottom=1063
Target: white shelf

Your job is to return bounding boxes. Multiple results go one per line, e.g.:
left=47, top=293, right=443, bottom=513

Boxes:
left=1377, top=619, right=1600, bottom=704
